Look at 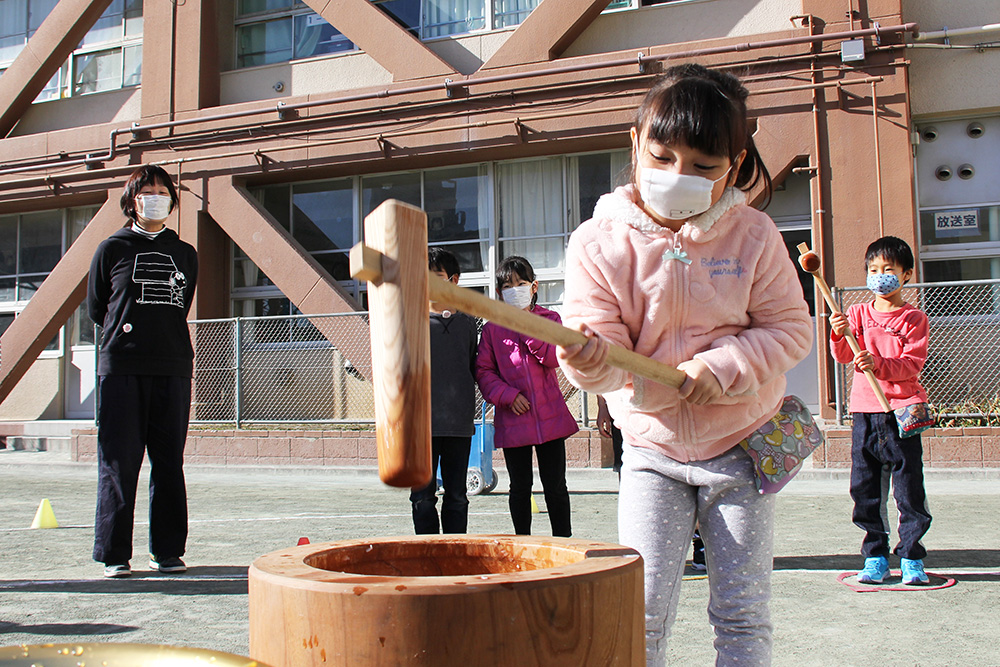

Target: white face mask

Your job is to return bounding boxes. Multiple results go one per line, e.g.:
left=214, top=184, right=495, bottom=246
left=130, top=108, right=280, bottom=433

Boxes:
left=638, top=166, right=731, bottom=220
left=136, top=194, right=173, bottom=222
left=501, top=284, right=534, bottom=310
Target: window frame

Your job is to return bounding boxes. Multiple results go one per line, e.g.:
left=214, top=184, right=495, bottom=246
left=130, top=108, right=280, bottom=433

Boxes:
left=0, top=0, right=143, bottom=102
left=0, top=204, right=99, bottom=357
left=231, top=150, right=630, bottom=319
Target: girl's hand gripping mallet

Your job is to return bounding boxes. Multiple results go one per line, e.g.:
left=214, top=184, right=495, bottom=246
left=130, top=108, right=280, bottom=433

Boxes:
left=797, top=243, right=892, bottom=413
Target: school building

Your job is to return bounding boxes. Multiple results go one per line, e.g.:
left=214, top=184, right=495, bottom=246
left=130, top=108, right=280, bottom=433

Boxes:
left=0, top=0, right=998, bottom=467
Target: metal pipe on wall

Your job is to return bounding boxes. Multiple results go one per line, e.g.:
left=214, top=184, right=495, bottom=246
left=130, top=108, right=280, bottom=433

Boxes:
left=0, top=22, right=919, bottom=179
left=871, top=80, right=885, bottom=238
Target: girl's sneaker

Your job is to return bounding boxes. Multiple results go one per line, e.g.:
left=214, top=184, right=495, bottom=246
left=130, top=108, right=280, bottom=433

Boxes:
left=103, top=562, right=131, bottom=578
left=856, top=556, right=889, bottom=584
left=900, top=558, right=929, bottom=585
left=691, top=532, right=706, bottom=571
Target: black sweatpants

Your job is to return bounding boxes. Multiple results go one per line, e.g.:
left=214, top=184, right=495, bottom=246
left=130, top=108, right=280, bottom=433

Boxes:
left=503, top=438, right=571, bottom=537
left=93, top=374, right=191, bottom=565
left=410, top=435, right=472, bottom=534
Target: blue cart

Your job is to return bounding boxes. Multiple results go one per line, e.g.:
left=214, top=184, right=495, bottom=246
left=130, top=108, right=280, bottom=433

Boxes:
left=436, top=419, right=497, bottom=495
left=466, top=421, right=498, bottom=495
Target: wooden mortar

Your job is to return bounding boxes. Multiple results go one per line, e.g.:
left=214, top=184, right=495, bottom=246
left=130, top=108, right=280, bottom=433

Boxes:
left=249, top=535, right=644, bottom=666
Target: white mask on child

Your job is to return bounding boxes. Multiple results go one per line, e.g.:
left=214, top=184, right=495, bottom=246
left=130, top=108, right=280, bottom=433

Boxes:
left=136, top=194, right=173, bottom=222
left=638, top=167, right=731, bottom=220
left=501, top=285, right=534, bottom=310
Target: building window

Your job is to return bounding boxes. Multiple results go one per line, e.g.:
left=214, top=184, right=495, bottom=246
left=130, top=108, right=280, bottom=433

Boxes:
left=233, top=150, right=628, bottom=315
left=0, top=0, right=142, bottom=101
left=0, top=206, right=98, bottom=352
left=236, top=0, right=354, bottom=68
left=234, top=0, right=569, bottom=69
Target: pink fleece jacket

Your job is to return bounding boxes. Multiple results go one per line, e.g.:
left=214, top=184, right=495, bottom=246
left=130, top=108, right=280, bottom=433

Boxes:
left=830, top=301, right=929, bottom=413
left=559, top=185, right=813, bottom=462
left=476, top=306, right=579, bottom=449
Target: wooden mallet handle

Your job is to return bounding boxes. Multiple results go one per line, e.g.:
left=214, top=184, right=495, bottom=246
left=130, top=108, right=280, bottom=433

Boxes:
left=797, top=243, right=892, bottom=413
left=429, top=278, right=687, bottom=389
left=353, top=249, right=687, bottom=390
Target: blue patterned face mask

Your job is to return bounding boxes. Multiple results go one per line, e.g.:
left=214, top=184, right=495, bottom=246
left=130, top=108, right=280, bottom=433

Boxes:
left=867, top=272, right=900, bottom=296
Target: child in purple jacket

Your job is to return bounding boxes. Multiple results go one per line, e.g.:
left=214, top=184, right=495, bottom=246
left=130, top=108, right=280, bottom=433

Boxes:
left=475, top=256, right=578, bottom=536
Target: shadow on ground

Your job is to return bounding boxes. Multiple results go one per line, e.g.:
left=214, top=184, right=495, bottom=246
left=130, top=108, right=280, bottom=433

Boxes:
left=0, top=621, right=136, bottom=636
left=774, top=549, right=1000, bottom=571
left=0, top=566, right=248, bottom=596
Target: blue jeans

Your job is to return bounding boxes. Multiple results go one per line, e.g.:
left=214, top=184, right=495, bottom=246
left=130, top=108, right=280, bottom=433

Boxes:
left=850, top=412, right=932, bottom=560
left=410, top=435, right=472, bottom=534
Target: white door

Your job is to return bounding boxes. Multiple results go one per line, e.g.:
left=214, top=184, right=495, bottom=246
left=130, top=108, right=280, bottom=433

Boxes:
left=64, top=307, right=97, bottom=419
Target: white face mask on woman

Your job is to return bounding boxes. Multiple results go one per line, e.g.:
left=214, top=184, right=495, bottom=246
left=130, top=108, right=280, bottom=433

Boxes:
left=136, top=194, right=173, bottom=222
left=638, top=166, right=731, bottom=220
left=501, top=284, right=534, bottom=310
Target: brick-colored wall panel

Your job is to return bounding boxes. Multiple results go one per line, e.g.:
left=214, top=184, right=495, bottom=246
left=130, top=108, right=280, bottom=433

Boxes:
left=929, top=436, right=983, bottom=464
left=67, top=427, right=1000, bottom=469
left=358, top=436, right=378, bottom=461
left=324, top=438, right=359, bottom=460
left=983, top=436, right=1000, bottom=463
left=291, top=439, right=324, bottom=459
left=258, top=437, right=292, bottom=458
left=225, top=438, right=260, bottom=458
left=194, top=438, right=228, bottom=457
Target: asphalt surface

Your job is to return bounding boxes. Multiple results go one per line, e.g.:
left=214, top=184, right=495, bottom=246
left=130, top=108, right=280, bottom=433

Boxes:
left=1, top=450, right=998, bottom=666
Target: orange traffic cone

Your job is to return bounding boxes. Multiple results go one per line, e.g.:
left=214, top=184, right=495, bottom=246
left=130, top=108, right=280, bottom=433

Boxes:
left=30, top=498, right=59, bottom=529
left=297, top=537, right=311, bottom=546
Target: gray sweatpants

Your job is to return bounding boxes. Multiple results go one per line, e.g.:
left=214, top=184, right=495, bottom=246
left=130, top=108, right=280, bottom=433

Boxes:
left=618, top=444, right=775, bottom=667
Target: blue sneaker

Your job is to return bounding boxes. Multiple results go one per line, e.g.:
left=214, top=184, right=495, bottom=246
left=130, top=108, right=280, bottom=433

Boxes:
left=856, top=556, right=889, bottom=584
left=901, top=558, right=929, bottom=585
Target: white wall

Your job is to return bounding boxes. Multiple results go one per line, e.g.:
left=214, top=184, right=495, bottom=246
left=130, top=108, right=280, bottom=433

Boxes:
left=0, top=358, right=63, bottom=420
left=221, top=1, right=803, bottom=106
left=904, top=0, right=1000, bottom=117
left=10, top=88, right=140, bottom=137
left=564, top=0, right=804, bottom=58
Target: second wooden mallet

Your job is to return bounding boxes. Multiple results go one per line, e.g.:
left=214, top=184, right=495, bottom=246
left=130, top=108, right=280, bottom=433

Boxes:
left=352, top=199, right=688, bottom=487
left=797, top=242, right=892, bottom=413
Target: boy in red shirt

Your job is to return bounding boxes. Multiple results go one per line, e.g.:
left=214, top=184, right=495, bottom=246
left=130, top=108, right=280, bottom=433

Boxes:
left=830, top=236, right=932, bottom=585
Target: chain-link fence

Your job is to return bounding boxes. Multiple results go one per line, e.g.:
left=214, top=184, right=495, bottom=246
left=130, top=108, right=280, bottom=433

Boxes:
left=188, top=312, right=594, bottom=427
left=835, top=279, right=1000, bottom=421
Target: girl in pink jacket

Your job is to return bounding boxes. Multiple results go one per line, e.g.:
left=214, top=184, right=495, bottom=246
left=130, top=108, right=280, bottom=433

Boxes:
left=558, top=65, right=813, bottom=666
left=476, top=255, right=578, bottom=537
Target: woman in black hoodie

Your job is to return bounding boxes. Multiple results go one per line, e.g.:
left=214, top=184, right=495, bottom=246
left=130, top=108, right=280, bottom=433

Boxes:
left=88, top=165, right=198, bottom=578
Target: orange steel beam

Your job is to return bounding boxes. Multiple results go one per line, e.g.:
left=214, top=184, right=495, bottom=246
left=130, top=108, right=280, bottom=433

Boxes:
left=482, top=0, right=613, bottom=70
left=302, top=0, right=456, bottom=81
left=0, top=0, right=114, bottom=138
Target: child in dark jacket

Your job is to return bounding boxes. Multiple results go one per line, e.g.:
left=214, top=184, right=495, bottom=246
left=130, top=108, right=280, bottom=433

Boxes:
left=475, top=256, right=578, bottom=537
left=410, top=247, right=480, bottom=534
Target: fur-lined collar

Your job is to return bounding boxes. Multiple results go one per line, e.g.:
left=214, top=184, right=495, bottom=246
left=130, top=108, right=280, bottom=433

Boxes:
left=592, top=184, right=746, bottom=236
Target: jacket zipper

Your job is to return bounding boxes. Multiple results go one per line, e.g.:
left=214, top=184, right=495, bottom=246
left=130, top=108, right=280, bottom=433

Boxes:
left=670, top=232, right=696, bottom=459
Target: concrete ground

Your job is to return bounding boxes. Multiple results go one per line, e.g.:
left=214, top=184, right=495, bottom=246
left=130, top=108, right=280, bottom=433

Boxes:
left=1, top=449, right=998, bottom=666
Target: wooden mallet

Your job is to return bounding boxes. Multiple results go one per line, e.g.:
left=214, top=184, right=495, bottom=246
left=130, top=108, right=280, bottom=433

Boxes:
left=797, top=243, right=892, bottom=413
left=351, top=199, right=688, bottom=488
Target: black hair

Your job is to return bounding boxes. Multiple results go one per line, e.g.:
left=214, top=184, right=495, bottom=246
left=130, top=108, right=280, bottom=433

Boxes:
left=633, top=63, right=772, bottom=206
left=865, top=236, right=914, bottom=273
left=496, top=255, right=537, bottom=308
left=120, top=164, right=179, bottom=225
left=428, top=246, right=461, bottom=278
